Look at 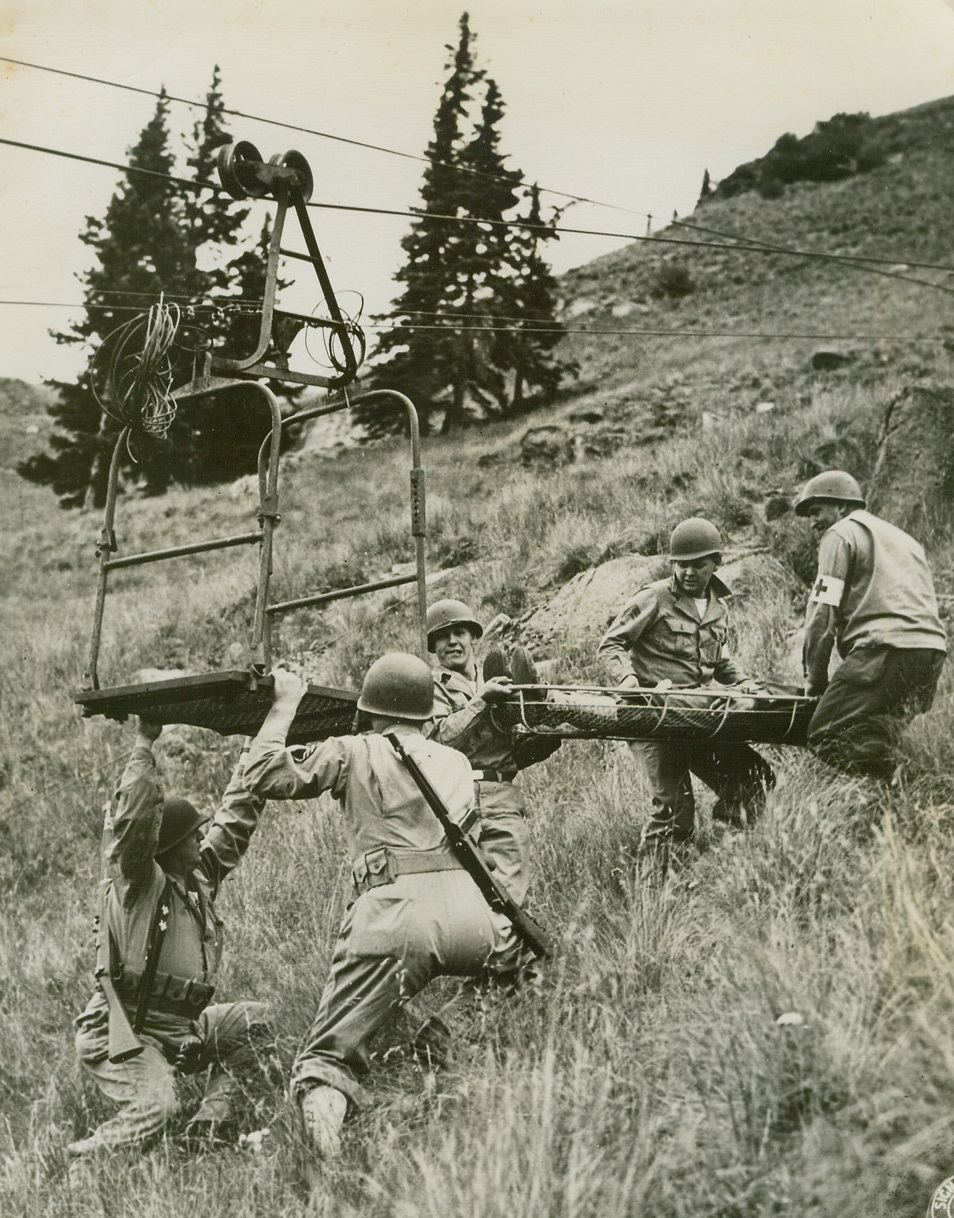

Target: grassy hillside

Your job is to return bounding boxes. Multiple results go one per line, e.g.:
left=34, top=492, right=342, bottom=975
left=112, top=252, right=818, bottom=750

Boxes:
left=552, top=95, right=954, bottom=448
left=3, top=96, right=954, bottom=1218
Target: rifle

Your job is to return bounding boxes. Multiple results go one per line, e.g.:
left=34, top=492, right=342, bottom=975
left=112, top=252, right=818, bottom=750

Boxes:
left=385, top=733, right=554, bottom=959
left=94, top=802, right=143, bottom=1064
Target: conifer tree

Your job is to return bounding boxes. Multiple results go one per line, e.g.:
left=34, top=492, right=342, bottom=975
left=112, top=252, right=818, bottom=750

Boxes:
left=361, top=12, right=481, bottom=437
left=440, top=75, right=523, bottom=431
left=362, top=13, right=569, bottom=437
left=19, top=71, right=288, bottom=505
left=490, top=184, right=574, bottom=413
left=19, top=90, right=188, bottom=507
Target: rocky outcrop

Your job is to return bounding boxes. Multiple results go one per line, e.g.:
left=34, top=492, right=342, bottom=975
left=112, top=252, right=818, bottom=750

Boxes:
left=869, top=383, right=954, bottom=533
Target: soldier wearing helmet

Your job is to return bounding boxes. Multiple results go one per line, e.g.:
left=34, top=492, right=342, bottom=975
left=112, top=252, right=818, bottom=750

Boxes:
left=598, top=517, right=774, bottom=870
left=794, top=470, right=946, bottom=779
left=244, top=656, right=521, bottom=1164
left=70, top=720, right=272, bottom=1160
left=422, top=598, right=535, bottom=906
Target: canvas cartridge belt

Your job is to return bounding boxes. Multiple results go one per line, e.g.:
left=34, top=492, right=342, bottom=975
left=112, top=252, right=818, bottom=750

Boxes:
left=471, top=768, right=517, bottom=784
left=352, top=847, right=466, bottom=895
left=112, top=968, right=215, bottom=1019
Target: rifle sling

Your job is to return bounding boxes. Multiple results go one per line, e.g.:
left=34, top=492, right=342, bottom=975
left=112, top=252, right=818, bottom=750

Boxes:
left=132, top=879, right=173, bottom=1033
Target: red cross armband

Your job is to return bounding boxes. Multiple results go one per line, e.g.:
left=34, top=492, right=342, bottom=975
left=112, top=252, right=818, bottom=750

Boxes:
left=809, top=574, right=845, bottom=606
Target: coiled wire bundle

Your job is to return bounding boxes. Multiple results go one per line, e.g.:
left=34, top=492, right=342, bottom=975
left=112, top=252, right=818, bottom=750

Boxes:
left=90, top=301, right=185, bottom=456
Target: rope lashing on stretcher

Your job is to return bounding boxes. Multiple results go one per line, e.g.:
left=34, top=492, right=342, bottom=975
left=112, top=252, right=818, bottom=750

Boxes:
left=489, top=685, right=818, bottom=745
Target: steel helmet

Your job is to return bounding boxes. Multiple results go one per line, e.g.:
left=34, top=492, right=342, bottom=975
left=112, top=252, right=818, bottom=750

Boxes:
left=793, top=470, right=866, bottom=516
left=156, top=798, right=209, bottom=856
left=425, top=599, right=483, bottom=652
left=669, top=517, right=724, bottom=561
left=357, top=652, right=435, bottom=720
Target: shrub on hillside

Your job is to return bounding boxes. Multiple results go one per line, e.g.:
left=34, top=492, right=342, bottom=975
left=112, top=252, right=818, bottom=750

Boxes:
left=709, top=112, right=886, bottom=203
left=650, top=261, right=695, bottom=300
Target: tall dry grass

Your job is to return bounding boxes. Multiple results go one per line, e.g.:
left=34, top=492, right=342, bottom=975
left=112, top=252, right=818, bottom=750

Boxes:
left=2, top=380, right=953, bottom=1217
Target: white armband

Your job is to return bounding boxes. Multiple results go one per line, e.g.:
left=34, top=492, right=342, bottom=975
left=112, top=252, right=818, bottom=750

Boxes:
left=809, top=574, right=845, bottom=606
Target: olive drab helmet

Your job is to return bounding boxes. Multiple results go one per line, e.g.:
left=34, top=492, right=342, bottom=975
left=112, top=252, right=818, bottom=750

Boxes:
left=357, top=652, right=435, bottom=720
left=156, top=798, right=209, bottom=856
left=425, top=599, right=483, bottom=652
left=793, top=470, right=866, bottom=516
left=668, top=517, right=724, bottom=561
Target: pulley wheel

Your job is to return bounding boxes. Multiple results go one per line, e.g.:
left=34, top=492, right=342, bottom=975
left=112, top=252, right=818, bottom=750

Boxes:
left=268, top=149, right=314, bottom=203
left=217, top=141, right=267, bottom=199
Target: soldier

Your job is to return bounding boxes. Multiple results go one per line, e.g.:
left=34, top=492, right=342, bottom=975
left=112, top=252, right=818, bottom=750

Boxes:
left=243, top=655, right=520, bottom=1163
left=422, top=599, right=538, bottom=906
left=69, top=720, right=271, bottom=1160
left=598, top=518, right=775, bottom=870
left=794, top=470, right=947, bottom=780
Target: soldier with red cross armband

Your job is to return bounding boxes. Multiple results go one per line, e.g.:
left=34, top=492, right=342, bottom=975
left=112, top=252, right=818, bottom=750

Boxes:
left=795, top=470, right=947, bottom=780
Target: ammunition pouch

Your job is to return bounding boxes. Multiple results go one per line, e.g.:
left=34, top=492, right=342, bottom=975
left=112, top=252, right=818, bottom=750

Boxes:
left=351, top=847, right=465, bottom=896
left=113, top=968, right=215, bottom=1020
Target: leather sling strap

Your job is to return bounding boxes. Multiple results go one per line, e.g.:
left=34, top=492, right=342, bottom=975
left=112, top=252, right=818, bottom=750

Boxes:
left=132, top=878, right=173, bottom=1033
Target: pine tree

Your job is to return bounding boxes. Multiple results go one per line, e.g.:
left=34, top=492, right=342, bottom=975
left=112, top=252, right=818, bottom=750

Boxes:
left=362, top=12, right=569, bottom=437
left=19, top=71, right=294, bottom=505
left=490, top=184, right=574, bottom=413
left=19, top=90, right=189, bottom=507
left=360, top=12, right=482, bottom=437
left=440, top=75, right=523, bottom=431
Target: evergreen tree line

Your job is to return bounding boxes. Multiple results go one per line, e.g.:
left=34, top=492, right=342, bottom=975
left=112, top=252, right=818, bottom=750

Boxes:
left=360, top=12, right=575, bottom=438
left=19, top=69, right=288, bottom=509
left=22, top=14, right=573, bottom=504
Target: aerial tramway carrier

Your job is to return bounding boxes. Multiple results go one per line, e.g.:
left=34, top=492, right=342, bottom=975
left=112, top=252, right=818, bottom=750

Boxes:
left=74, top=141, right=428, bottom=743
left=74, top=141, right=816, bottom=749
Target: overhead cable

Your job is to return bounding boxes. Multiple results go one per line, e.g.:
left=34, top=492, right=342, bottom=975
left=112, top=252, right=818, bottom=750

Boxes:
left=0, top=54, right=649, bottom=220
left=4, top=136, right=954, bottom=298
left=364, top=320, right=946, bottom=341
left=0, top=297, right=943, bottom=343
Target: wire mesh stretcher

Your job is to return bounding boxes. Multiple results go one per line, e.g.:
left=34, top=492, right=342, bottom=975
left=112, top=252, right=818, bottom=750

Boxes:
left=75, top=671, right=357, bottom=746
left=490, top=686, right=818, bottom=746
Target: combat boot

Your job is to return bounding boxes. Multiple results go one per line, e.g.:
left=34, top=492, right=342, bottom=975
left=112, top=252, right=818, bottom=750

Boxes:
left=300, top=1085, right=347, bottom=1159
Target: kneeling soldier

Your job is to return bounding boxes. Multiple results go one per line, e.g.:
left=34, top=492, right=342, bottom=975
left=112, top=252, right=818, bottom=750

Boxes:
left=424, top=598, right=533, bottom=905
left=243, top=654, right=521, bottom=1163
left=70, top=719, right=272, bottom=1159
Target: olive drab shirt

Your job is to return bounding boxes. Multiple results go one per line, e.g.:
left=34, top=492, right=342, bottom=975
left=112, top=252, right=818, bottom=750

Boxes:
left=598, top=574, right=746, bottom=689
left=426, top=666, right=518, bottom=774
left=803, top=509, right=947, bottom=692
left=103, top=745, right=265, bottom=982
left=79, top=743, right=266, bottom=1040
left=243, top=723, right=475, bottom=860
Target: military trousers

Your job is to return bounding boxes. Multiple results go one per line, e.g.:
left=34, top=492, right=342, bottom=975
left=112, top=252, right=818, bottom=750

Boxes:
left=290, top=869, right=518, bottom=1109
left=475, top=779, right=530, bottom=905
left=807, top=645, right=946, bottom=780
left=72, top=995, right=270, bottom=1154
left=629, top=738, right=775, bottom=852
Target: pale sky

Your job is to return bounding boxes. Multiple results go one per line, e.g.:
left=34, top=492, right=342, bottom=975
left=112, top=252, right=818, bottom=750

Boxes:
left=2, top=0, right=954, bottom=384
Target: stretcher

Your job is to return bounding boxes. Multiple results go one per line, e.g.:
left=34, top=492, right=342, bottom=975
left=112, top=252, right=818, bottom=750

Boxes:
left=490, top=685, right=818, bottom=745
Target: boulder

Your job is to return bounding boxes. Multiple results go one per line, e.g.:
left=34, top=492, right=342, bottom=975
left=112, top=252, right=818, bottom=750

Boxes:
left=869, top=383, right=954, bottom=533
left=509, top=553, right=664, bottom=665
left=810, top=350, right=853, bottom=371
left=501, top=548, right=801, bottom=681
left=519, top=425, right=574, bottom=467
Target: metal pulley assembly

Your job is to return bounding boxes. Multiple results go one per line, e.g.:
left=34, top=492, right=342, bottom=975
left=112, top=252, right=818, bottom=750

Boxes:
left=217, top=142, right=315, bottom=203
